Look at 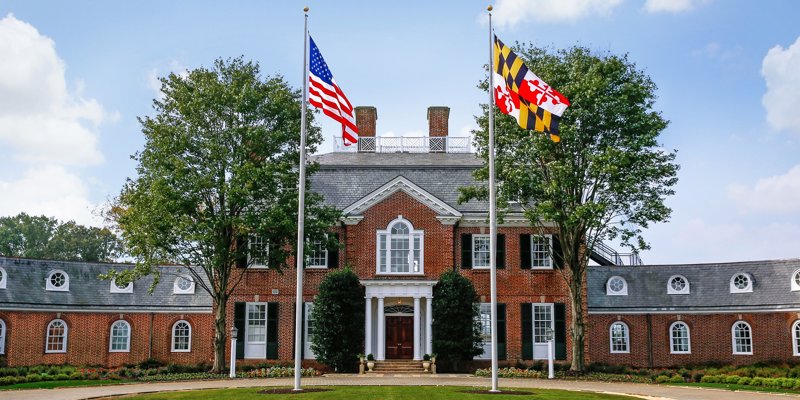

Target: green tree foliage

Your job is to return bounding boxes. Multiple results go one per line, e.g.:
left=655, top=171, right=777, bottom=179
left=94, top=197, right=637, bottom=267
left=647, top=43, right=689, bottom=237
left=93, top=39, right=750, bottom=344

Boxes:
left=108, top=58, right=340, bottom=373
left=463, top=45, right=679, bottom=371
left=310, top=267, right=364, bottom=372
left=0, top=212, right=121, bottom=262
left=432, top=270, right=482, bottom=371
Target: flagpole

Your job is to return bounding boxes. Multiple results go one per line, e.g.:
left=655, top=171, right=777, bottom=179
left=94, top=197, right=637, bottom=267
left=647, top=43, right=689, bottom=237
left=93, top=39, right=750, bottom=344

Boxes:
left=487, top=4, right=500, bottom=394
left=293, top=5, right=310, bottom=393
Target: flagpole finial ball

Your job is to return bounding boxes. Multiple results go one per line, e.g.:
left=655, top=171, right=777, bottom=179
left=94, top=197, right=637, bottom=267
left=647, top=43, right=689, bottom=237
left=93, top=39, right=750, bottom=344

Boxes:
left=304, top=6, right=309, bottom=12
left=487, top=5, right=493, bottom=11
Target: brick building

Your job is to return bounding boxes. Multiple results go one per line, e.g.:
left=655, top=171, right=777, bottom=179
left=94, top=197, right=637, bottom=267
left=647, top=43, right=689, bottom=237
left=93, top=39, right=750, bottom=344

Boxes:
left=0, top=106, right=798, bottom=369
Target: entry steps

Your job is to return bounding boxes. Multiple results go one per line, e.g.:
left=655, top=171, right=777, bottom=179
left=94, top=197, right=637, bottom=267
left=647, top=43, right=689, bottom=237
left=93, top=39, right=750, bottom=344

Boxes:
left=368, top=359, right=429, bottom=374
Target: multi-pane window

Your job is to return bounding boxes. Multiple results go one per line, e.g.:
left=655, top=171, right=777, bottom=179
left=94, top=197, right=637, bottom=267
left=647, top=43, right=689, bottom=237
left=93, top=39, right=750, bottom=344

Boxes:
left=247, top=304, right=267, bottom=344
left=732, top=321, right=753, bottom=354
left=473, top=235, right=491, bottom=269
left=46, top=319, right=68, bottom=353
left=377, top=218, right=423, bottom=274
left=46, top=270, right=69, bottom=291
left=109, top=321, right=130, bottom=352
left=793, top=321, right=800, bottom=356
left=307, top=238, right=327, bottom=268
left=477, top=303, right=492, bottom=358
left=730, top=273, right=753, bottom=293
left=304, top=303, right=316, bottom=359
left=606, top=276, right=628, bottom=295
left=249, top=235, right=269, bottom=268
left=533, top=305, right=553, bottom=344
left=0, top=319, right=5, bottom=355
left=609, top=322, right=629, bottom=353
left=0, top=266, right=6, bottom=289
left=792, top=270, right=800, bottom=291
left=670, top=322, right=691, bottom=353
left=172, top=321, right=191, bottom=352
left=531, top=235, right=552, bottom=268
left=668, top=275, right=689, bottom=294
left=173, top=275, right=194, bottom=294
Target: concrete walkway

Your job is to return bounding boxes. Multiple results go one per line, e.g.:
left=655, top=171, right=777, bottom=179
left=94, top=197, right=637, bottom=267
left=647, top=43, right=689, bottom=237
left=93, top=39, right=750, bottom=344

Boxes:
left=0, top=374, right=797, bottom=400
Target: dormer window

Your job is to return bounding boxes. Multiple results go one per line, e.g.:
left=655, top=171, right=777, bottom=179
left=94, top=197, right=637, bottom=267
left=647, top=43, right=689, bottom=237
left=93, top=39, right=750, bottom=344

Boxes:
left=376, top=216, right=424, bottom=275
left=667, top=275, right=690, bottom=295
left=110, top=279, right=133, bottom=294
left=606, top=276, right=628, bottom=296
left=173, top=275, right=195, bottom=294
left=792, top=270, right=800, bottom=292
left=46, top=270, right=69, bottom=291
left=730, top=273, right=753, bottom=293
left=0, top=266, right=6, bottom=289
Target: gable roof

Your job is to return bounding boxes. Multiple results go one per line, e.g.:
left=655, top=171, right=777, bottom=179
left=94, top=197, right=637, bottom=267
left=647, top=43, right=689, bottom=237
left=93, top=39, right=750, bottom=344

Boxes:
left=342, top=176, right=462, bottom=217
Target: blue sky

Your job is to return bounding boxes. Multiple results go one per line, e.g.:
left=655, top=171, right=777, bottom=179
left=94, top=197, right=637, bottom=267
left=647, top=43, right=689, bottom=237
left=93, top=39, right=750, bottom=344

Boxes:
left=0, top=0, right=799, bottom=264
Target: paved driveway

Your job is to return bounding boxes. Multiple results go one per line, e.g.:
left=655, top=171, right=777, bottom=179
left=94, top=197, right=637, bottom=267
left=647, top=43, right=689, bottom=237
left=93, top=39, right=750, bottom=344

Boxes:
left=0, top=374, right=796, bottom=400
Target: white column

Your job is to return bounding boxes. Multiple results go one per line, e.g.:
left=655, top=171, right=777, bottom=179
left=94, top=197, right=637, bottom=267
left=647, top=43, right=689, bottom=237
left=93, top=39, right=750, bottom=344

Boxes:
left=364, top=296, right=372, bottom=356
left=426, top=296, right=433, bottom=355
left=376, top=297, right=385, bottom=360
left=413, top=297, right=421, bottom=360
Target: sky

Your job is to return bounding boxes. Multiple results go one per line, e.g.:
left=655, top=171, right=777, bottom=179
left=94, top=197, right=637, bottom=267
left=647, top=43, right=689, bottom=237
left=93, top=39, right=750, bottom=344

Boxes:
left=0, top=0, right=799, bottom=265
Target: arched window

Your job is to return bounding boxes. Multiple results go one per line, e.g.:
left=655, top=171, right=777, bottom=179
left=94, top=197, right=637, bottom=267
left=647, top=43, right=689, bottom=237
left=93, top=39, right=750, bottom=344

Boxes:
left=670, top=322, right=691, bottom=354
left=46, top=270, right=69, bottom=291
left=109, top=320, right=131, bottom=352
left=793, top=321, right=800, bottom=356
left=606, top=276, right=628, bottom=296
left=0, top=319, right=6, bottom=355
left=0, top=266, right=7, bottom=289
left=110, top=279, right=133, bottom=294
left=609, top=322, right=629, bottom=353
left=173, top=275, right=195, bottom=294
left=171, top=320, right=192, bottom=352
left=791, top=270, right=800, bottom=292
left=667, top=275, right=690, bottom=295
left=732, top=321, right=753, bottom=355
left=730, top=273, right=753, bottom=293
left=376, top=216, right=423, bottom=274
left=45, top=319, right=68, bottom=353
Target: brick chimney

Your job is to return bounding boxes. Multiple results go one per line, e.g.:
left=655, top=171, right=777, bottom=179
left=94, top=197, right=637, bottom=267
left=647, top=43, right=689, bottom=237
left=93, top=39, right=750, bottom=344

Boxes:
left=355, top=106, right=377, bottom=137
left=427, top=106, right=450, bottom=137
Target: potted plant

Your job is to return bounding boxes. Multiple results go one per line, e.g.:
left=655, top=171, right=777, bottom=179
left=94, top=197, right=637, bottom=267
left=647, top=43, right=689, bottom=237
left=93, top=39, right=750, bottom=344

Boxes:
left=366, top=353, right=375, bottom=372
left=430, top=353, right=437, bottom=374
left=357, top=353, right=366, bottom=374
left=422, top=354, right=431, bottom=372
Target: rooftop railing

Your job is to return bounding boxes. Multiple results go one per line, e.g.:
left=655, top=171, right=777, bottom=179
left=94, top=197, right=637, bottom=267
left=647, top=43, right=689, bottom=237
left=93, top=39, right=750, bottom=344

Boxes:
left=591, top=241, right=644, bottom=266
left=333, top=136, right=472, bottom=153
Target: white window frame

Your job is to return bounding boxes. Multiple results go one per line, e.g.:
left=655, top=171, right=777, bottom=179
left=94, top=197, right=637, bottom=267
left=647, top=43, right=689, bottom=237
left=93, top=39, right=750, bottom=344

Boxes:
left=791, top=270, right=800, bottom=292
left=248, top=234, right=270, bottom=269
left=667, top=275, right=690, bottom=295
left=244, top=302, right=268, bottom=359
left=45, top=319, right=68, bottom=353
left=307, top=236, right=328, bottom=269
left=45, top=269, right=69, bottom=292
left=0, top=266, right=6, bottom=289
left=472, top=234, right=491, bottom=269
left=376, top=216, right=424, bottom=275
left=0, top=319, right=5, bottom=355
left=732, top=321, right=753, bottom=355
left=110, top=279, right=133, bottom=294
left=476, top=303, right=492, bottom=359
left=304, top=302, right=316, bottom=359
left=171, top=320, right=192, bottom=353
left=669, top=321, right=691, bottom=354
left=609, top=322, right=630, bottom=354
left=606, top=276, right=628, bottom=296
left=109, top=320, right=131, bottom=353
left=531, top=234, right=553, bottom=269
left=173, top=275, right=195, bottom=294
left=531, top=303, right=554, bottom=360
left=792, top=320, right=800, bottom=356
left=730, top=273, right=753, bottom=293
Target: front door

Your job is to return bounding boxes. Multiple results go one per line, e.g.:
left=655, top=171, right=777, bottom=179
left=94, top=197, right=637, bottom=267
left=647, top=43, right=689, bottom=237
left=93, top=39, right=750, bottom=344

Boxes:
left=385, top=316, right=413, bottom=359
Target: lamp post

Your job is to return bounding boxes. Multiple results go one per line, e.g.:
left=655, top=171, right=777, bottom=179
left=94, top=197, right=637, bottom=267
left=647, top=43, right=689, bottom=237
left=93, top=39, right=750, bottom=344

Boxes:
left=230, top=326, right=238, bottom=379
left=546, top=327, right=554, bottom=379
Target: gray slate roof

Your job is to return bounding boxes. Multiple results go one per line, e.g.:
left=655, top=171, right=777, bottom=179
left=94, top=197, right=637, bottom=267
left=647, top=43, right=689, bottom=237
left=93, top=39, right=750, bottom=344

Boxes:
left=0, top=257, right=212, bottom=313
left=588, top=259, right=800, bottom=313
left=309, top=152, right=490, bottom=213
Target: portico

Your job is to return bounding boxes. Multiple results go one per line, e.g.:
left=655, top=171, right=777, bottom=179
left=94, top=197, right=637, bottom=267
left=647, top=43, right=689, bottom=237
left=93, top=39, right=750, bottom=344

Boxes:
left=362, top=280, right=436, bottom=361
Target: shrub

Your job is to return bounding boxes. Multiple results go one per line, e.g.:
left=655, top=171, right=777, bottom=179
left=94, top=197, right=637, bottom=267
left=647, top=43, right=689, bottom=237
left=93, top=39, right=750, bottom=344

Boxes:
left=692, top=372, right=704, bottom=382
left=311, top=268, right=365, bottom=373
left=725, top=375, right=741, bottom=384
left=654, top=375, right=671, bottom=384
left=668, top=375, right=685, bottom=383
left=737, top=376, right=752, bottom=386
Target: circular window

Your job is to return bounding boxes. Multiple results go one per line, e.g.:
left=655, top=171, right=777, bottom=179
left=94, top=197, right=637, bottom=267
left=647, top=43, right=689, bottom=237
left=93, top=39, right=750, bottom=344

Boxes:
left=668, top=275, right=689, bottom=294
left=174, top=275, right=194, bottom=294
left=0, top=266, right=5, bottom=289
left=730, top=273, right=753, bottom=293
left=607, top=276, right=627, bottom=295
left=46, top=270, right=69, bottom=291
left=177, top=277, right=192, bottom=291
left=793, top=270, right=800, bottom=291
left=50, top=272, right=66, bottom=287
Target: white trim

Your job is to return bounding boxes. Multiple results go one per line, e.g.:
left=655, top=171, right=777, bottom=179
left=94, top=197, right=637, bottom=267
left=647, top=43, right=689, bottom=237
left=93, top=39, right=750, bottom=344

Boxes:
left=459, top=214, right=556, bottom=228
left=792, top=270, right=800, bottom=292
left=376, top=216, right=424, bottom=275
left=793, top=320, right=800, bottom=357
left=669, top=321, right=691, bottom=354
left=303, top=302, right=316, bottom=359
left=45, top=319, right=68, bottom=353
left=0, top=319, right=5, bottom=355
left=606, top=276, right=628, bottom=296
left=173, top=275, right=195, bottom=294
left=244, top=302, right=269, bottom=359
left=343, top=176, right=462, bottom=218
left=530, top=234, right=553, bottom=270
left=609, top=321, right=630, bottom=354
left=0, top=266, right=6, bottom=289
left=109, top=320, right=131, bottom=353
left=248, top=234, right=269, bottom=269
left=667, top=275, right=690, bottom=295
left=45, top=269, right=70, bottom=292
left=0, top=306, right=212, bottom=314
left=171, top=320, right=192, bottom=353
left=731, top=321, right=753, bottom=355
left=472, top=234, right=491, bottom=269
left=110, top=279, right=133, bottom=294
left=590, top=307, right=800, bottom=315
left=730, top=272, right=753, bottom=293
left=306, top=236, right=328, bottom=269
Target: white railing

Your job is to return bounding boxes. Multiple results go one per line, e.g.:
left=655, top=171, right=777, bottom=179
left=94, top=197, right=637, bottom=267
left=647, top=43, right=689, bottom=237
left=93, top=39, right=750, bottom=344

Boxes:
left=333, top=136, right=472, bottom=153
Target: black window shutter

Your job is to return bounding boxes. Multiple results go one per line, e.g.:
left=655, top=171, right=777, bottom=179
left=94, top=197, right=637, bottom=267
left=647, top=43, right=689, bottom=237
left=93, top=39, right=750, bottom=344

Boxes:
left=520, top=234, right=531, bottom=270
left=521, top=303, right=533, bottom=360
left=328, top=233, right=340, bottom=268
left=552, top=234, right=564, bottom=269
left=496, top=234, right=506, bottom=269
left=234, top=302, right=246, bottom=359
left=235, top=236, right=248, bottom=268
left=461, top=234, right=472, bottom=269
left=267, top=302, right=279, bottom=359
left=554, top=303, right=567, bottom=360
left=497, top=303, right=507, bottom=360
left=268, top=242, right=281, bottom=270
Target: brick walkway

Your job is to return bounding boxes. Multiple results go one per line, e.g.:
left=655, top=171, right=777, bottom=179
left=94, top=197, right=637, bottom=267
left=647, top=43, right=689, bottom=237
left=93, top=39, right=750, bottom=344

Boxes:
left=0, top=374, right=796, bottom=400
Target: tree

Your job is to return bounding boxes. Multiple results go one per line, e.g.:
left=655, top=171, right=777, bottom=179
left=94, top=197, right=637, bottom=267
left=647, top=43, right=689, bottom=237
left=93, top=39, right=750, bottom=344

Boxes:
left=463, top=45, right=679, bottom=371
left=310, top=267, right=364, bottom=372
left=432, top=270, right=482, bottom=372
left=0, top=212, right=122, bottom=262
left=108, top=58, right=341, bottom=373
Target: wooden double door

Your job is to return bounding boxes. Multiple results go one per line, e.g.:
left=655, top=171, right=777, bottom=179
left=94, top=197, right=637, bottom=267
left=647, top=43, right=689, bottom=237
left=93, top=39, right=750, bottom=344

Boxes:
left=385, top=316, right=414, bottom=359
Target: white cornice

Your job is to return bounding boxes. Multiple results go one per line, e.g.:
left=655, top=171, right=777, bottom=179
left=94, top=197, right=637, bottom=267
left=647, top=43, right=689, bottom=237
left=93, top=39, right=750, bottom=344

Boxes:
left=343, top=176, right=462, bottom=218
left=340, top=215, right=364, bottom=225
left=459, top=214, right=556, bottom=228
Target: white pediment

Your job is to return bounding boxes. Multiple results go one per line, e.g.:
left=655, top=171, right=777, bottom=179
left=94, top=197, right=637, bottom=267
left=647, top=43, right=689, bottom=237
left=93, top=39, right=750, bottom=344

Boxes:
left=342, top=176, right=462, bottom=218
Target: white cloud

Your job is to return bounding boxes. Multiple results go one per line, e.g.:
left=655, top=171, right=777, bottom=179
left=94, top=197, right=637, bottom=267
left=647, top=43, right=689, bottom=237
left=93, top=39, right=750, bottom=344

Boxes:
left=490, top=0, right=624, bottom=28
left=0, top=13, right=113, bottom=166
left=644, top=0, right=709, bottom=13
left=727, top=164, right=800, bottom=214
left=762, top=36, right=800, bottom=135
left=0, top=165, right=101, bottom=226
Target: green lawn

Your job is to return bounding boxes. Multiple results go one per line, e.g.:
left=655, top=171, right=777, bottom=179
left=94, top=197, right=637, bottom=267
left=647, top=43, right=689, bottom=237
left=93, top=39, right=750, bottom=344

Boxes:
left=669, top=382, right=800, bottom=394
left=0, top=379, right=135, bottom=391
left=107, top=386, right=638, bottom=400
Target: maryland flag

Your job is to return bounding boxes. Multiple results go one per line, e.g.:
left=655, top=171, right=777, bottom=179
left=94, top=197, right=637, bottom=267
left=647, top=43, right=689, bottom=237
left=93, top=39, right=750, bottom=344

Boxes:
left=493, top=36, right=570, bottom=142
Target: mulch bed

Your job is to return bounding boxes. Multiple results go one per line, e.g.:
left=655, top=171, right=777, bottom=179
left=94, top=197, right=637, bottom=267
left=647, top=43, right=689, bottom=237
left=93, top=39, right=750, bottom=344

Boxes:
left=460, top=389, right=535, bottom=395
left=258, top=388, right=333, bottom=395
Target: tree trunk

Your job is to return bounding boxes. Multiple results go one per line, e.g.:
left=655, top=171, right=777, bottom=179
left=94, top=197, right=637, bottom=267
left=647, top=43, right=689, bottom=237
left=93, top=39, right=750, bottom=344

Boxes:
left=212, top=296, right=228, bottom=373
left=569, top=273, right=586, bottom=372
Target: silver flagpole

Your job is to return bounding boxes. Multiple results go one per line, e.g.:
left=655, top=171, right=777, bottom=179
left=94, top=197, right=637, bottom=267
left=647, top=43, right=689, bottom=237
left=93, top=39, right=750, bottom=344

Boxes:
left=293, top=5, right=310, bottom=392
left=487, top=4, right=500, bottom=394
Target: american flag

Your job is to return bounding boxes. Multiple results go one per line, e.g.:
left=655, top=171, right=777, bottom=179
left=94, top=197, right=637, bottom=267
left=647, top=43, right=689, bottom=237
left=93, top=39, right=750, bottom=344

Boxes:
left=308, top=36, right=358, bottom=146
